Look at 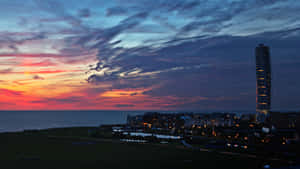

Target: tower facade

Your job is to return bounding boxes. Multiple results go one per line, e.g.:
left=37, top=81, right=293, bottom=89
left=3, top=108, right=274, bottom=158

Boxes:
left=256, top=44, right=271, bottom=121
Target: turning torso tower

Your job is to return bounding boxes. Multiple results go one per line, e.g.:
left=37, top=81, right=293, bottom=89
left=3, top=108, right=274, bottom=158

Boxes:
left=255, top=44, right=271, bottom=121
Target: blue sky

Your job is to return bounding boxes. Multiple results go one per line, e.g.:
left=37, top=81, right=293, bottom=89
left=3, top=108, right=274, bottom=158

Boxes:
left=0, top=0, right=300, bottom=111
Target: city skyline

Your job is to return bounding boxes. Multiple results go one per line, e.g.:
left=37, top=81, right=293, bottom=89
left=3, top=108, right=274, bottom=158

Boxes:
left=0, top=0, right=300, bottom=111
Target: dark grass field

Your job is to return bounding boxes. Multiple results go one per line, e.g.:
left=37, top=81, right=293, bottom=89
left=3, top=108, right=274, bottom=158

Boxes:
left=0, top=127, right=284, bottom=169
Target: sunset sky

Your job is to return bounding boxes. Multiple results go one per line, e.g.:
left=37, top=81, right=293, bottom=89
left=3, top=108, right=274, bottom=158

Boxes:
left=0, top=0, right=300, bottom=111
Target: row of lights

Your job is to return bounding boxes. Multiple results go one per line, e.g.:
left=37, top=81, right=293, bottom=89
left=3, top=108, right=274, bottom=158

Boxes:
left=226, top=143, right=248, bottom=149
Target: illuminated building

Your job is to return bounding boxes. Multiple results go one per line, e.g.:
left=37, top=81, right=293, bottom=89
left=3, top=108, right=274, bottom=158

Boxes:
left=256, top=44, right=271, bottom=122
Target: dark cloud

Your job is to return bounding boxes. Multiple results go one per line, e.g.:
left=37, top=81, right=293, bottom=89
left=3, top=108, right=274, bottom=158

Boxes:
left=32, top=96, right=84, bottom=104
left=106, top=7, right=128, bottom=16
left=18, top=17, right=29, bottom=26
left=78, top=8, right=91, bottom=18
left=0, top=31, right=47, bottom=52
left=130, top=92, right=138, bottom=96
left=152, top=16, right=177, bottom=31
left=114, top=104, right=135, bottom=108
left=115, top=0, right=294, bottom=37
left=124, top=24, right=169, bottom=34
left=34, top=0, right=83, bottom=27
left=69, top=12, right=148, bottom=49
left=1, top=0, right=298, bottom=110
left=29, top=0, right=298, bottom=110
left=33, top=75, right=45, bottom=80
left=84, top=26, right=300, bottom=110
left=0, top=88, right=24, bottom=96
left=0, top=68, right=13, bottom=74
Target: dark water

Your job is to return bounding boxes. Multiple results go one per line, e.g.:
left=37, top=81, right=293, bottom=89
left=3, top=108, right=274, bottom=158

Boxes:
left=0, top=110, right=253, bottom=132
left=0, top=111, right=147, bottom=132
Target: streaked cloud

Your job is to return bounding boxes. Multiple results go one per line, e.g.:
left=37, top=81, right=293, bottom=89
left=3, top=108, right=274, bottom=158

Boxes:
left=0, top=88, right=24, bottom=96
left=0, top=0, right=300, bottom=110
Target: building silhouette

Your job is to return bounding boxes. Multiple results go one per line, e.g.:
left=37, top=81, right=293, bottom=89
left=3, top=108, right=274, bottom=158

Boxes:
left=256, top=44, right=271, bottom=122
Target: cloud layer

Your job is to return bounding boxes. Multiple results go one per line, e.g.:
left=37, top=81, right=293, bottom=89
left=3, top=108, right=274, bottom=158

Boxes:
left=0, top=0, right=300, bottom=111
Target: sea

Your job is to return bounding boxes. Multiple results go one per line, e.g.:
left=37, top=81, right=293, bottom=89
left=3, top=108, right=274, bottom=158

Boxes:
left=0, top=110, right=147, bottom=133
left=0, top=110, right=253, bottom=133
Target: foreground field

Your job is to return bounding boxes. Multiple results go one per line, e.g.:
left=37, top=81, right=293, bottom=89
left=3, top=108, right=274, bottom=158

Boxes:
left=0, top=127, right=285, bottom=169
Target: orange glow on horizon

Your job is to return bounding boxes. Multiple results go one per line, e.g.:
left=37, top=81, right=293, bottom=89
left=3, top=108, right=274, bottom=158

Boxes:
left=0, top=51, right=203, bottom=110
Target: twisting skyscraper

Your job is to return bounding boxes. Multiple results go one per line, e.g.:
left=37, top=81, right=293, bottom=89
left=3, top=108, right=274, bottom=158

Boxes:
left=256, top=44, right=271, bottom=122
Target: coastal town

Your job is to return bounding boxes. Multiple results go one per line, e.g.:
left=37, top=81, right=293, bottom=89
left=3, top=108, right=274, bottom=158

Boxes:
left=1, top=0, right=300, bottom=168
left=1, top=110, right=298, bottom=169
left=95, top=111, right=300, bottom=159
left=86, top=44, right=300, bottom=165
